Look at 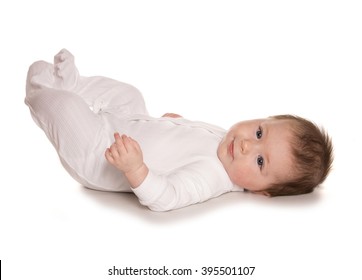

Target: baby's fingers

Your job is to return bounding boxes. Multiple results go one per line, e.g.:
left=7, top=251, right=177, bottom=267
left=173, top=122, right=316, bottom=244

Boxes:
left=113, top=133, right=142, bottom=155
left=105, top=148, right=114, bottom=163
left=118, top=134, right=138, bottom=152
left=114, top=133, right=128, bottom=153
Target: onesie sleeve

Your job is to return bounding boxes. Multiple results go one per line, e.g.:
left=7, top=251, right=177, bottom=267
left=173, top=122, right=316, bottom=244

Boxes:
left=131, top=160, right=232, bottom=211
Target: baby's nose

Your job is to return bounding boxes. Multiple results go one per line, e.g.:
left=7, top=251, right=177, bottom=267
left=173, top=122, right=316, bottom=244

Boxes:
left=241, top=139, right=257, bottom=154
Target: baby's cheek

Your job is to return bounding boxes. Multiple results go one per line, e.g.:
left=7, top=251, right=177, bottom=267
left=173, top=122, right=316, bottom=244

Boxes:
left=229, top=167, right=246, bottom=187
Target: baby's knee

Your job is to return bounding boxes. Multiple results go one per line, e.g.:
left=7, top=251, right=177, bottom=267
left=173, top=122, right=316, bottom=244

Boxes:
left=27, top=61, right=53, bottom=77
left=26, top=61, right=54, bottom=93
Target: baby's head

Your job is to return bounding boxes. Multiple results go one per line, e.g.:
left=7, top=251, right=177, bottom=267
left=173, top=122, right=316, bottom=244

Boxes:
left=217, top=115, right=333, bottom=196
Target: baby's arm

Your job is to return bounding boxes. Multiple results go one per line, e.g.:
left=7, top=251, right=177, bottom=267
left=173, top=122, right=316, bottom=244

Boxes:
left=105, top=133, right=149, bottom=188
left=131, top=160, right=229, bottom=211
left=106, top=132, right=227, bottom=212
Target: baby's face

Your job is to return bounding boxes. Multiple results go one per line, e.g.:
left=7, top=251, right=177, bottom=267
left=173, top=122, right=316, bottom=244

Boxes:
left=217, top=118, right=294, bottom=194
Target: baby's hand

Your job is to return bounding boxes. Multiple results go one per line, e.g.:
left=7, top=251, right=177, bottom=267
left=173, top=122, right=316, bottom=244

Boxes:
left=105, top=133, right=144, bottom=174
left=105, top=133, right=149, bottom=188
left=162, top=113, right=183, bottom=118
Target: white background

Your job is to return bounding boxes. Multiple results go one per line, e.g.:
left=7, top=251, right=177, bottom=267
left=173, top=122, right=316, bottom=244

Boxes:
left=1, top=1, right=361, bottom=279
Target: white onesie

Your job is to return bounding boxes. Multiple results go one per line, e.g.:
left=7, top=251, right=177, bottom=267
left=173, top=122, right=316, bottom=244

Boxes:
left=25, top=49, right=241, bottom=211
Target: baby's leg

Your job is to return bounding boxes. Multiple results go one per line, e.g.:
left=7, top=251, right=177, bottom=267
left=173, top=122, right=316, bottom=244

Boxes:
left=26, top=60, right=55, bottom=94
left=25, top=87, right=131, bottom=191
left=26, top=49, right=81, bottom=94
left=25, top=87, right=103, bottom=183
left=26, top=49, right=83, bottom=96
left=26, top=58, right=99, bottom=160
left=51, top=49, right=149, bottom=117
left=26, top=89, right=101, bottom=157
left=53, top=48, right=80, bottom=91
left=25, top=61, right=134, bottom=191
left=79, top=76, right=149, bottom=117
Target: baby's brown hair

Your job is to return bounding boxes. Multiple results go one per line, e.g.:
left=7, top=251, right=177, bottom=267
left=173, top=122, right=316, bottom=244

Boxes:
left=265, top=115, right=333, bottom=196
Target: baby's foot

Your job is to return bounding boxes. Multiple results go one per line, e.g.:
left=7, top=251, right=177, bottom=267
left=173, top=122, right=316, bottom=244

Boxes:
left=26, top=60, right=55, bottom=94
left=54, top=49, right=80, bottom=90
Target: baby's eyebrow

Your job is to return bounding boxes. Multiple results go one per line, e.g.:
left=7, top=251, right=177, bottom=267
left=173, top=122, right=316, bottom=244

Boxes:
left=262, top=122, right=269, bottom=137
left=265, top=154, right=270, bottom=174
left=262, top=124, right=270, bottom=175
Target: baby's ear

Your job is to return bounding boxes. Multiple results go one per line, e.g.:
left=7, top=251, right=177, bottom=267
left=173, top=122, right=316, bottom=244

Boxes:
left=261, top=191, right=271, bottom=197
left=252, top=190, right=271, bottom=197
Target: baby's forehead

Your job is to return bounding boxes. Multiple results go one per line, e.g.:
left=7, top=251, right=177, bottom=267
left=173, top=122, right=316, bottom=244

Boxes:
left=265, top=120, right=296, bottom=178
left=266, top=117, right=294, bottom=124
left=268, top=149, right=296, bottom=183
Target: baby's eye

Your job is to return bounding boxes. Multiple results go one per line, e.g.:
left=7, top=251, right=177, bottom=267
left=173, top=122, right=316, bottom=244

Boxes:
left=256, top=126, right=263, bottom=139
left=257, top=155, right=264, bottom=169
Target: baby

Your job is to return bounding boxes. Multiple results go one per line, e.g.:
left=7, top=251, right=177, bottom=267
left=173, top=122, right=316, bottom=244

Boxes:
left=25, top=49, right=333, bottom=211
